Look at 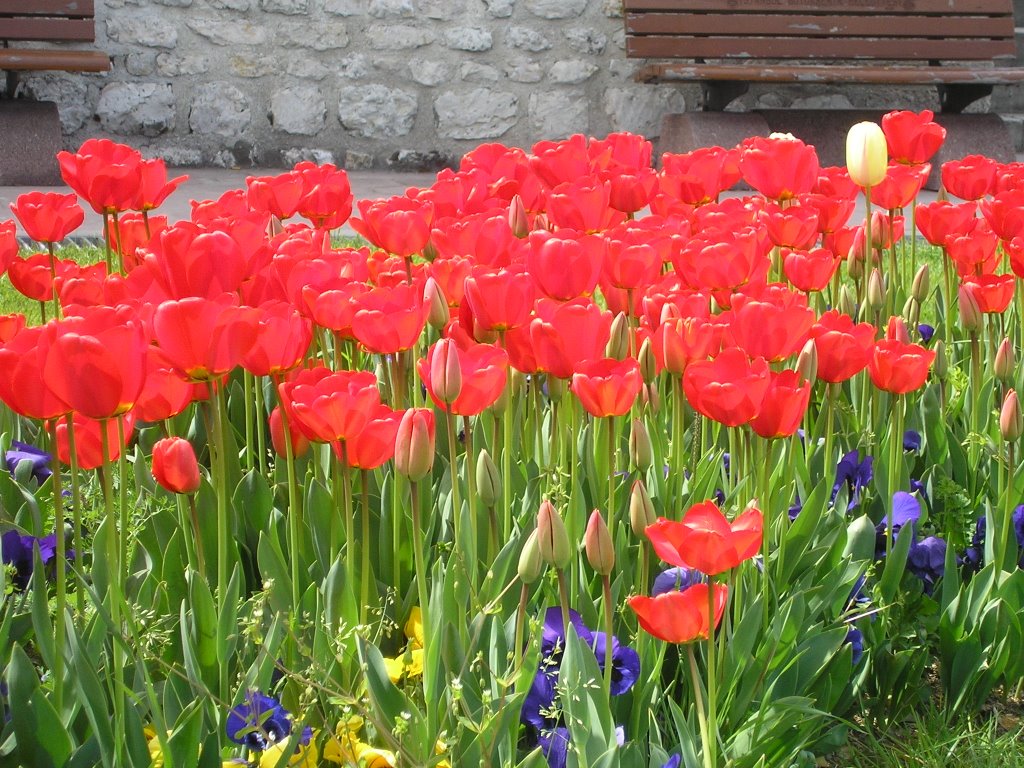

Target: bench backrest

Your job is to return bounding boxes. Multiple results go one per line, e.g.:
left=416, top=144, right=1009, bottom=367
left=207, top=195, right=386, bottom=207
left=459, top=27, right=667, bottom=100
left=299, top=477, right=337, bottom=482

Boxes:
left=623, top=0, right=1019, bottom=62
left=0, top=1, right=98, bottom=43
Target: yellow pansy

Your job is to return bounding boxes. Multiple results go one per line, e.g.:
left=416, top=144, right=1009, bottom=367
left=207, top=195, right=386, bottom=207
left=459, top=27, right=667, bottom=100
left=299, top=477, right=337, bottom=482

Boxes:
left=404, top=607, right=424, bottom=648
left=322, top=717, right=396, bottom=767
left=258, top=735, right=319, bottom=768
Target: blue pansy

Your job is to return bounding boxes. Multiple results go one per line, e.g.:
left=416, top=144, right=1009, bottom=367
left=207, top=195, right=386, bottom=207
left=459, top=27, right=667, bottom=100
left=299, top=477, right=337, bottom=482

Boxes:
left=591, top=632, right=641, bottom=696
left=844, top=626, right=864, bottom=666
left=652, top=566, right=705, bottom=596
left=832, top=451, right=873, bottom=510
left=907, top=536, right=946, bottom=594
left=1, top=529, right=72, bottom=590
left=875, top=492, right=922, bottom=558
left=226, top=691, right=310, bottom=751
left=662, top=756, right=682, bottom=768
left=537, top=726, right=570, bottom=768
left=903, top=430, right=922, bottom=453
left=5, top=441, right=52, bottom=486
left=917, top=324, right=934, bottom=343
left=788, top=495, right=803, bottom=521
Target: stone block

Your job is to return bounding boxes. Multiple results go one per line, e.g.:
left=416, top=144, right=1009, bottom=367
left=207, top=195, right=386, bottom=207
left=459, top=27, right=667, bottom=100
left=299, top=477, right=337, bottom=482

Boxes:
left=656, top=111, right=770, bottom=160
left=0, top=101, right=64, bottom=185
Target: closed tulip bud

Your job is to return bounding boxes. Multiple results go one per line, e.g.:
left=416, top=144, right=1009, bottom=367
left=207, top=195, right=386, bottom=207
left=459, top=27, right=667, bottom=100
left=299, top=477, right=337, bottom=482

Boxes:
left=659, top=302, right=680, bottom=325
left=375, top=361, right=392, bottom=402
left=629, top=418, right=654, bottom=471
left=903, top=296, right=920, bottom=329
left=488, top=379, right=511, bottom=415
left=510, top=369, right=527, bottom=397
left=509, top=194, right=529, bottom=239
left=151, top=437, right=201, bottom=494
left=546, top=375, right=565, bottom=404
left=269, top=406, right=310, bottom=459
left=934, top=340, right=948, bottom=379
left=517, top=529, right=545, bottom=584
left=867, top=268, right=885, bottom=311
left=536, top=499, right=571, bottom=570
left=476, top=449, right=501, bottom=507
left=629, top=479, right=656, bottom=536
left=958, top=282, right=983, bottom=333
left=638, top=338, right=657, bottom=384
left=423, top=277, right=449, bottom=331
left=643, top=383, right=661, bottom=414
left=846, top=121, right=888, bottom=187
left=606, top=312, right=630, bottom=360
left=584, top=510, right=615, bottom=575
left=395, top=408, right=435, bottom=482
left=796, top=339, right=817, bottom=385
left=995, top=338, right=1016, bottom=382
left=1001, top=389, right=1023, bottom=441
left=429, top=338, right=462, bottom=405
left=911, top=264, right=930, bottom=303
left=886, top=315, right=911, bottom=345
left=838, top=284, right=857, bottom=318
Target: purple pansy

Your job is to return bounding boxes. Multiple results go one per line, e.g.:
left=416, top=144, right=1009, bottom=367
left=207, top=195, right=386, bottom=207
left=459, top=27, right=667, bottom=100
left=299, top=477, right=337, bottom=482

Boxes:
left=225, top=691, right=310, bottom=751
left=652, top=566, right=705, bottom=596
left=832, top=451, right=873, bottom=510
left=907, top=535, right=946, bottom=594
left=5, top=441, right=52, bottom=486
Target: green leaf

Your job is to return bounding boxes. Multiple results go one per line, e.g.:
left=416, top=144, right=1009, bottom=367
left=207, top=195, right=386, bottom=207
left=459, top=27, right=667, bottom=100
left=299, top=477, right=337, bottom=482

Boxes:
left=560, top=625, right=617, bottom=767
left=7, top=644, right=72, bottom=768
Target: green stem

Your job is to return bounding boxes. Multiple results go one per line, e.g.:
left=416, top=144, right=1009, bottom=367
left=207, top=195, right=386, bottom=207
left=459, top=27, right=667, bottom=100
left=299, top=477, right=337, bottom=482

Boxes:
left=465, top=415, right=479, bottom=572
left=65, top=415, right=85, bottom=618
left=98, top=420, right=125, bottom=767
left=446, top=411, right=462, bottom=548
left=607, top=415, right=617, bottom=547
left=410, top=479, right=430, bottom=627
left=557, top=568, right=571, bottom=639
left=47, top=421, right=65, bottom=715
left=688, top=644, right=714, bottom=768
left=274, top=376, right=302, bottom=612
left=254, top=376, right=268, bottom=477
left=706, top=579, right=719, bottom=768
left=243, top=371, right=255, bottom=472
left=360, top=469, right=372, bottom=627
left=886, top=396, right=904, bottom=557
left=601, top=574, right=614, bottom=700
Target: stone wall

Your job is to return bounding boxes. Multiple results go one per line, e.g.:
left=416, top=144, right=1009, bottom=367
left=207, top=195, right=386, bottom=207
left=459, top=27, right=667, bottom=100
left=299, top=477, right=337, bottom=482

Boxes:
left=12, top=0, right=1024, bottom=169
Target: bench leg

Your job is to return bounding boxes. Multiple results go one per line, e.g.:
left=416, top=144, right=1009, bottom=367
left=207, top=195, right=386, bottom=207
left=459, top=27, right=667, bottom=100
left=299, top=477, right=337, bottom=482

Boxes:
left=3, top=71, right=17, bottom=98
left=701, top=81, right=749, bottom=111
left=937, top=83, right=993, bottom=114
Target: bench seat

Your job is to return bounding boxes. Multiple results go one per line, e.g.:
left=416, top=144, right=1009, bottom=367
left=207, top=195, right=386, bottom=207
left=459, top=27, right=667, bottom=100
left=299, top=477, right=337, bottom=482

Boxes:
left=624, top=0, right=1024, bottom=111
left=0, top=0, right=110, bottom=80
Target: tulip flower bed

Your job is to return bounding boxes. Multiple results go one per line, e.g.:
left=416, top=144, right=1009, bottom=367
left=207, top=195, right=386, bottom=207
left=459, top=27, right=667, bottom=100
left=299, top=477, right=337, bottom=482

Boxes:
left=1, top=113, right=1024, bottom=768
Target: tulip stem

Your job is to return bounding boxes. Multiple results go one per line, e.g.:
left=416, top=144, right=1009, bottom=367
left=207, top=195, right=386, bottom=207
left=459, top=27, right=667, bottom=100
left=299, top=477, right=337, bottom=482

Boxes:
left=970, top=332, right=982, bottom=470
left=886, top=396, right=904, bottom=557
left=607, top=415, right=617, bottom=548
left=254, top=377, right=267, bottom=476
left=410, top=479, right=430, bottom=630
left=823, top=384, right=836, bottom=489
left=446, top=411, right=462, bottom=550
left=274, top=375, right=303, bottom=613
left=243, top=372, right=255, bottom=472
left=98, top=419, right=125, bottom=768
left=187, top=494, right=206, bottom=576
left=557, top=568, right=571, bottom=641
left=47, top=421, right=65, bottom=716
left=513, top=582, right=528, bottom=674
left=65, top=416, right=85, bottom=618
left=706, top=580, right=719, bottom=768
left=502, top=408, right=513, bottom=542
left=360, top=469, right=372, bottom=627
left=687, top=644, right=714, bottom=768
left=601, top=573, right=614, bottom=701
left=465, top=415, right=479, bottom=572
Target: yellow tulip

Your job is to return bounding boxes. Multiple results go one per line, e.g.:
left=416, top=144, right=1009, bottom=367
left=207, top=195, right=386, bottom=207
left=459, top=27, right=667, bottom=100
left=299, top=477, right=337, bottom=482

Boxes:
left=846, top=121, right=888, bottom=187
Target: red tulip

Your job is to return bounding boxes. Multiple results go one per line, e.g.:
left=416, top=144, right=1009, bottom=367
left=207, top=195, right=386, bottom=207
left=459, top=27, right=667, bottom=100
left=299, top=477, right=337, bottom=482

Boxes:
left=650, top=315, right=717, bottom=376
left=151, top=436, right=201, bottom=494
left=57, top=138, right=142, bottom=215
left=246, top=170, right=304, bottom=220
left=240, top=301, right=312, bottom=377
left=629, top=583, right=729, bottom=644
left=760, top=202, right=819, bottom=249
left=133, top=353, right=195, bottom=423
left=961, top=274, right=1015, bottom=314
left=529, top=298, right=613, bottom=380
left=868, top=164, right=930, bottom=210
left=881, top=109, right=945, bottom=165
left=672, top=226, right=771, bottom=299
left=134, top=158, right=188, bottom=212
left=546, top=177, right=626, bottom=233
left=269, top=405, right=310, bottom=459
left=727, top=287, right=815, bottom=363
left=281, top=366, right=381, bottom=443
left=0, top=324, right=70, bottom=419
left=603, top=166, right=658, bottom=214
left=340, top=403, right=403, bottom=469
left=44, top=306, right=149, bottom=420
left=152, top=295, right=260, bottom=382
left=682, top=347, right=770, bottom=427
left=419, top=339, right=509, bottom=416
left=530, top=133, right=594, bottom=189
left=868, top=338, right=936, bottom=394
left=946, top=222, right=999, bottom=277
left=0, top=220, right=17, bottom=274
left=297, top=271, right=367, bottom=339
left=55, top=412, right=135, bottom=470
left=658, top=146, right=741, bottom=206
left=110, top=212, right=168, bottom=272
left=10, top=192, right=84, bottom=244
left=799, top=192, right=855, bottom=234
left=463, top=265, right=536, bottom=333
left=570, top=357, right=642, bottom=418
left=739, top=134, right=820, bottom=201
left=350, top=196, right=434, bottom=258
left=527, top=230, right=603, bottom=301
left=143, top=224, right=251, bottom=299
left=646, top=500, right=763, bottom=574
left=0, top=313, right=25, bottom=344
left=294, top=161, right=353, bottom=230
left=782, top=247, right=838, bottom=293
left=750, top=369, right=811, bottom=439
left=915, top=200, right=978, bottom=247
left=809, top=310, right=876, bottom=383
left=980, top=189, right=1024, bottom=241
left=942, top=155, right=997, bottom=201
left=351, top=283, right=431, bottom=354
left=431, top=211, right=519, bottom=267
left=814, top=166, right=859, bottom=200
left=602, top=224, right=663, bottom=291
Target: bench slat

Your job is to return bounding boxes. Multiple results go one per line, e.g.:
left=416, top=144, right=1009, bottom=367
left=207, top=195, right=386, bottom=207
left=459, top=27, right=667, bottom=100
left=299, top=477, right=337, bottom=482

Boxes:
left=0, top=48, right=109, bottom=72
left=0, top=18, right=95, bottom=41
left=627, top=35, right=1018, bottom=60
left=637, top=62, right=1024, bottom=84
left=0, top=1, right=94, bottom=18
left=624, top=0, right=1013, bottom=13
left=627, top=13, right=1014, bottom=38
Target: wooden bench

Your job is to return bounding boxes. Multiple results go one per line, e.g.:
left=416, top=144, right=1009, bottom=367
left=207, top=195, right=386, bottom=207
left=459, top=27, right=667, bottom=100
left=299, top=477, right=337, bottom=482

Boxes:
left=1, top=0, right=110, bottom=97
left=624, top=0, right=1024, bottom=112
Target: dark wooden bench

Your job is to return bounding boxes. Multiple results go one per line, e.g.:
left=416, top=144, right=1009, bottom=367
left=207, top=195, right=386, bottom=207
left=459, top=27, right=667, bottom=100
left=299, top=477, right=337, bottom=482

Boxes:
left=1, top=0, right=110, bottom=97
left=624, top=0, right=1024, bottom=112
